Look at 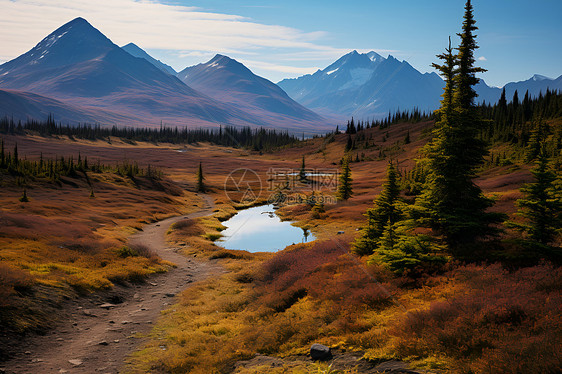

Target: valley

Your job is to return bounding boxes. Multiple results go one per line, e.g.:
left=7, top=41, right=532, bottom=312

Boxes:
left=1, top=1, right=561, bottom=373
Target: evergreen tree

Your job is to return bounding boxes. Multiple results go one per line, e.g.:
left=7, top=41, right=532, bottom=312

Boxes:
left=525, top=118, right=549, bottom=162
left=511, top=137, right=562, bottom=246
left=0, top=138, right=4, bottom=167
left=299, top=155, right=307, bottom=181
left=19, top=188, right=29, bottom=202
left=369, top=219, right=448, bottom=275
left=13, top=143, right=18, bottom=167
left=336, top=156, right=353, bottom=201
left=418, top=1, right=504, bottom=251
left=354, top=162, right=403, bottom=255
left=196, top=162, right=205, bottom=192
left=345, top=134, right=353, bottom=152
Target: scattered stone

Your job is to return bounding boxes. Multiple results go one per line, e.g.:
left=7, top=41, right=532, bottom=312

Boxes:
left=82, top=309, right=97, bottom=317
left=68, top=359, right=83, bottom=366
left=98, top=340, right=109, bottom=346
left=310, top=343, right=332, bottom=361
left=100, top=303, right=117, bottom=309
left=121, top=320, right=132, bottom=325
left=56, top=338, right=64, bottom=341
left=31, top=358, right=44, bottom=363
left=113, top=339, right=120, bottom=343
left=24, top=351, right=31, bottom=355
left=109, top=320, right=115, bottom=324
left=58, top=369, right=69, bottom=373
left=149, top=282, right=158, bottom=286
left=165, top=293, right=175, bottom=297
left=133, top=293, right=141, bottom=300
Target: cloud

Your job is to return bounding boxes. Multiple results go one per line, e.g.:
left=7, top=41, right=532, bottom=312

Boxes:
left=238, top=59, right=319, bottom=75
left=478, top=56, right=487, bottom=61
left=0, top=0, right=329, bottom=61
left=0, top=0, right=397, bottom=81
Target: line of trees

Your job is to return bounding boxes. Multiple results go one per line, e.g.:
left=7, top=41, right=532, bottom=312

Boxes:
left=0, top=138, right=162, bottom=184
left=0, top=115, right=299, bottom=152
left=338, top=89, right=561, bottom=153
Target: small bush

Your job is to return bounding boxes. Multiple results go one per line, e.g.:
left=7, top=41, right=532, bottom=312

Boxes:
left=116, top=244, right=158, bottom=260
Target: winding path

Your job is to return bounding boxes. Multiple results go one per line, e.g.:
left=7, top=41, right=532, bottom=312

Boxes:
left=2, top=194, right=219, bottom=374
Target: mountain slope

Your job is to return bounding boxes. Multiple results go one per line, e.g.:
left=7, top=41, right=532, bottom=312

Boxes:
left=121, top=43, right=177, bottom=76
left=178, top=54, right=331, bottom=131
left=0, top=18, right=260, bottom=128
left=0, top=89, right=128, bottom=124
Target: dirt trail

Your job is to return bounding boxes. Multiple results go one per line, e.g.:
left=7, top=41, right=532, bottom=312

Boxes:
left=2, top=194, right=220, bottom=374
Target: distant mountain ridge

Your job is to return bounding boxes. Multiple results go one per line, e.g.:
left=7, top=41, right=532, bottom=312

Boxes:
left=0, top=17, right=258, bottom=128
left=178, top=54, right=327, bottom=126
left=0, top=18, right=331, bottom=133
left=0, top=18, right=560, bottom=130
left=278, top=51, right=562, bottom=120
left=479, top=74, right=562, bottom=104
left=278, top=51, right=444, bottom=120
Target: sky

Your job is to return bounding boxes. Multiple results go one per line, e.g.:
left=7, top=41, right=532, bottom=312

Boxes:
left=0, top=0, right=561, bottom=87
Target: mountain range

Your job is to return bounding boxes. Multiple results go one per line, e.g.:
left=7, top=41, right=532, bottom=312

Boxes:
left=0, top=18, right=332, bottom=133
left=0, top=17, right=560, bottom=132
left=278, top=50, right=562, bottom=121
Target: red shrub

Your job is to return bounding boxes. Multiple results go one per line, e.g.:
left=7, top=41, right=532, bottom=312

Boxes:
left=392, top=262, right=562, bottom=373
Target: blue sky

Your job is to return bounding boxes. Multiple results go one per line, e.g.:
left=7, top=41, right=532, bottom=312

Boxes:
left=1, top=0, right=561, bottom=86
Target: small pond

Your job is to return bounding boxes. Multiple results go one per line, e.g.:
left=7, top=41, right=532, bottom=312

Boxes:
left=216, top=204, right=315, bottom=252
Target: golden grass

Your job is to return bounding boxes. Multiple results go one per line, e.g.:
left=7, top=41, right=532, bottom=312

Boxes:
left=3, top=117, right=558, bottom=372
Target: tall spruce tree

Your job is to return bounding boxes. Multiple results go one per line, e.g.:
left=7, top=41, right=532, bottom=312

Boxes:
left=418, top=0, right=504, bottom=252
left=337, top=156, right=353, bottom=201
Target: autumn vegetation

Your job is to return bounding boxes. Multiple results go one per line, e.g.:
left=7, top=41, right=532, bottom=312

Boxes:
left=1, top=1, right=561, bottom=372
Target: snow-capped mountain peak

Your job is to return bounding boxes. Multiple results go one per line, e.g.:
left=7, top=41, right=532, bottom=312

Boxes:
left=532, top=74, right=551, bottom=81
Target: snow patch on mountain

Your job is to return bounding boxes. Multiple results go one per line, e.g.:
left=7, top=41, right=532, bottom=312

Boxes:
left=340, top=68, right=375, bottom=90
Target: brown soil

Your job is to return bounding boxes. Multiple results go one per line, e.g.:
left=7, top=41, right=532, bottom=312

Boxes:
left=0, top=194, right=221, bottom=374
